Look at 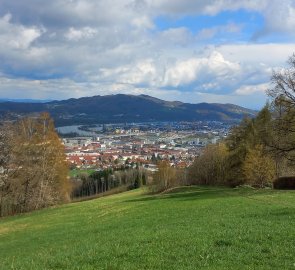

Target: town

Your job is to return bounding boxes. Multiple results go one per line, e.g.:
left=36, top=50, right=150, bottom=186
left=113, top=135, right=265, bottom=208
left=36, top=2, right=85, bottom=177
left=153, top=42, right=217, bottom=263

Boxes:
left=60, top=121, right=232, bottom=172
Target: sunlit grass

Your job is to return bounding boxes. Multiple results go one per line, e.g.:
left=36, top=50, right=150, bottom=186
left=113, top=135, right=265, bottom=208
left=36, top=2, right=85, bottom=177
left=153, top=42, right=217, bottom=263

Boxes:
left=0, top=186, right=294, bottom=269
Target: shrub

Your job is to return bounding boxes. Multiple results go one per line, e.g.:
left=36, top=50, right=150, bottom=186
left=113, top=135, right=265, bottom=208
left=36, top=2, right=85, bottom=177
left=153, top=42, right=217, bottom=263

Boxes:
left=273, top=177, right=295, bottom=189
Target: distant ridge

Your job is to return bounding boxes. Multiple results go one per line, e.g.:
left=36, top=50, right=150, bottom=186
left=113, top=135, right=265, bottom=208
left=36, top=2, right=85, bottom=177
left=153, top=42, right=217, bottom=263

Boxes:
left=0, top=94, right=256, bottom=126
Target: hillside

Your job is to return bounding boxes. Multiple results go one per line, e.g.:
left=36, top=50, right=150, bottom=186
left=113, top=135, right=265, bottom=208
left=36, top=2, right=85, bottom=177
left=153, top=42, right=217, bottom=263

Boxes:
left=0, top=94, right=256, bottom=126
left=0, top=186, right=294, bottom=269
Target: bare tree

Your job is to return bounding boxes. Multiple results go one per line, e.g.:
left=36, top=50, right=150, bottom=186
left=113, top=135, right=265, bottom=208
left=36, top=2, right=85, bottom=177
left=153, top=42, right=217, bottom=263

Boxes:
left=268, top=54, right=295, bottom=106
left=0, top=113, right=70, bottom=217
left=268, top=54, right=295, bottom=162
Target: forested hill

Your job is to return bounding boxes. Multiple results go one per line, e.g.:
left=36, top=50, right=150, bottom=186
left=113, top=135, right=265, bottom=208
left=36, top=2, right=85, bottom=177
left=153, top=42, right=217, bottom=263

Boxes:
left=0, top=94, right=256, bottom=126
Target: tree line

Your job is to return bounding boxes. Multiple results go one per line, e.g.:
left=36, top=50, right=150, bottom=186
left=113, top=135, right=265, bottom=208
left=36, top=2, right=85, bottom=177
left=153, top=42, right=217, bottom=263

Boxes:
left=71, top=166, right=149, bottom=199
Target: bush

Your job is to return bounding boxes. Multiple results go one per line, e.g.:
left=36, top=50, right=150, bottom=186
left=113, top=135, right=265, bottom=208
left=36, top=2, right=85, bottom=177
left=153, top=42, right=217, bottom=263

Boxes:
left=273, top=177, right=295, bottom=189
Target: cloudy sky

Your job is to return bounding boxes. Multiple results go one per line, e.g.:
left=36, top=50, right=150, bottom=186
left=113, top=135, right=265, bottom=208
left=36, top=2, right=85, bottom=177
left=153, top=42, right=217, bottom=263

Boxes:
left=0, top=0, right=295, bottom=109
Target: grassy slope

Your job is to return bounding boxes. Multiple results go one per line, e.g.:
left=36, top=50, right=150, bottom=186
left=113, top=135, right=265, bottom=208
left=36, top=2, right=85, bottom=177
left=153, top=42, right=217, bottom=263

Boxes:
left=0, top=186, right=294, bottom=270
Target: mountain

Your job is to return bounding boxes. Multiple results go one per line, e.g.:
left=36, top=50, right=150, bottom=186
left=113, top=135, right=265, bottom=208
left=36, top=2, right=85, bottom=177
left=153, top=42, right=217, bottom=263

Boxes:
left=0, top=94, right=256, bottom=126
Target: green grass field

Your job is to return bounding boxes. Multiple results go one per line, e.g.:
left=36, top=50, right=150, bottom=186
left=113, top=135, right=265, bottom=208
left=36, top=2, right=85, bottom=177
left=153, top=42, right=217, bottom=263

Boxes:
left=0, top=186, right=294, bottom=269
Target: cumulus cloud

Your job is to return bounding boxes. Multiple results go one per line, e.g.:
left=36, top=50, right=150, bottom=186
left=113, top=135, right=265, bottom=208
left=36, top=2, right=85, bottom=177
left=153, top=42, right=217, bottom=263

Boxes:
left=235, top=83, right=269, bottom=96
left=100, top=59, right=159, bottom=86
left=163, top=51, right=241, bottom=89
left=253, top=0, right=295, bottom=39
left=217, top=44, right=295, bottom=66
left=0, top=13, right=44, bottom=50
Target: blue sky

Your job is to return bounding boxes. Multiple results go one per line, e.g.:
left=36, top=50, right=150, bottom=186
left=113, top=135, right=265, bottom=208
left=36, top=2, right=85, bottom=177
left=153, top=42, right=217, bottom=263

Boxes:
left=156, top=9, right=263, bottom=35
left=0, top=0, right=295, bottom=109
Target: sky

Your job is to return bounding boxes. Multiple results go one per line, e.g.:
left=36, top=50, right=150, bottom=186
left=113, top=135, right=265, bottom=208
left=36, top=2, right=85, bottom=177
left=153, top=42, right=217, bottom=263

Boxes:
left=0, top=1, right=295, bottom=109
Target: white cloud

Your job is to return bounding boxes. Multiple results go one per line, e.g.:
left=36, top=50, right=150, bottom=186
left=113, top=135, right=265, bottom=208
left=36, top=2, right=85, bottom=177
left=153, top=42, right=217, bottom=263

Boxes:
left=163, top=51, right=240, bottom=88
left=254, top=0, right=295, bottom=38
left=65, top=27, right=97, bottom=41
left=131, top=16, right=154, bottom=29
left=235, top=83, right=269, bottom=96
left=217, top=43, right=295, bottom=65
left=0, top=13, right=44, bottom=50
left=100, top=59, right=159, bottom=86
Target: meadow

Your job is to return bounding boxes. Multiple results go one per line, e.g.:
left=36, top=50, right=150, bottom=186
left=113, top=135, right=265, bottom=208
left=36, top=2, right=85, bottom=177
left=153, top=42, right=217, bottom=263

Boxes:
left=0, top=186, right=294, bottom=269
